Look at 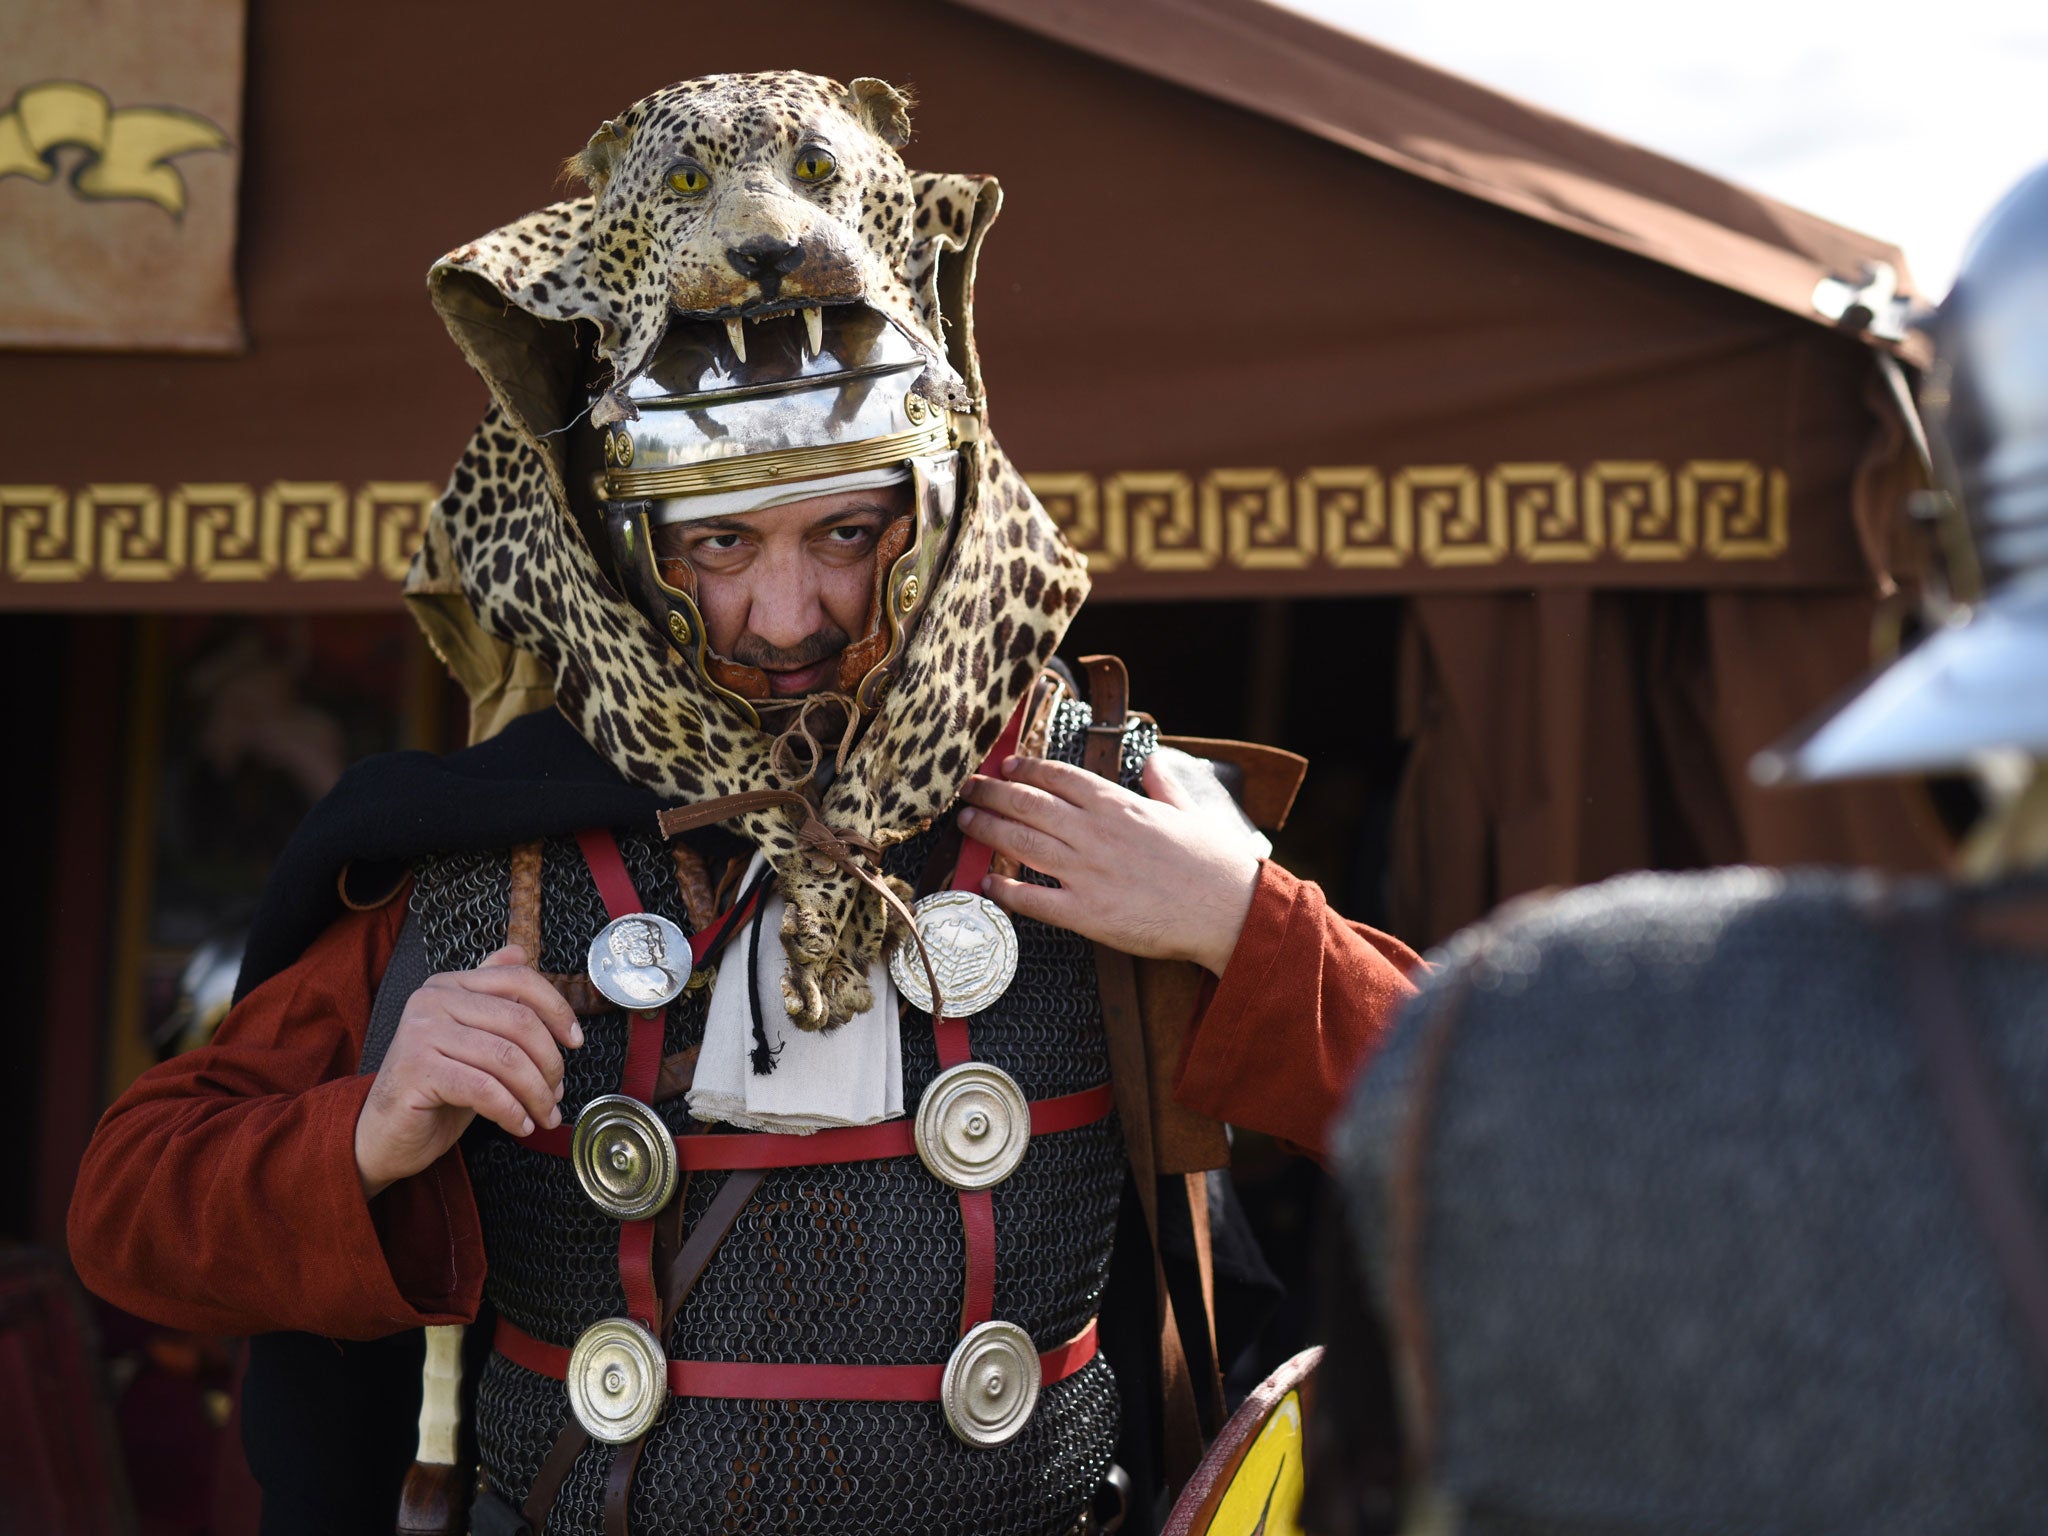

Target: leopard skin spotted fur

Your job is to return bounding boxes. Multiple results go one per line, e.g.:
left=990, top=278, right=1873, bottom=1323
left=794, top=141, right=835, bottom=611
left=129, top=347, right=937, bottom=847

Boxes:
left=408, top=73, right=1089, bottom=1030
left=433, top=71, right=966, bottom=429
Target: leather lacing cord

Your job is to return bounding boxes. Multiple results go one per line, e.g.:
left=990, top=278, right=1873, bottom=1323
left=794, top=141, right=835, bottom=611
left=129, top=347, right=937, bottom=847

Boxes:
left=656, top=788, right=946, bottom=1023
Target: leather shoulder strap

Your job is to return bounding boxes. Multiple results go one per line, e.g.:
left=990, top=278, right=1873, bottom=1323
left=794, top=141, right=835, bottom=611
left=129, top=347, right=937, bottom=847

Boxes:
left=1079, top=654, right=1129, bottom=781
left=1077, top=653, right=1220, bottom=1488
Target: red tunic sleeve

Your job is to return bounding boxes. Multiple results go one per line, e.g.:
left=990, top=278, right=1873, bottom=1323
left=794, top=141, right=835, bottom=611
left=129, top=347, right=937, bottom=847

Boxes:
left=1173, top=859, right=1424, bottom=1163
left=66, top=892, right=485, bottom=1340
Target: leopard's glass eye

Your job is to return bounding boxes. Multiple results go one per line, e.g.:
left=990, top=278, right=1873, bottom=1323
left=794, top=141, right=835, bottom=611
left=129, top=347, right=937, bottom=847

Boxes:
left=792, top=146, right=836, bottom=184
left=666, top=162, right=710, bottom=195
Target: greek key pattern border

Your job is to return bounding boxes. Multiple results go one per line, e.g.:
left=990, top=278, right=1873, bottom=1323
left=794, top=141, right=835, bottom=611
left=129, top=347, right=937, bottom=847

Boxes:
left=0, top=462, right=1789, bottom=585
left=0, top=482, right=439, bottom=583
left=1031, top=461, right=1790, bottom=573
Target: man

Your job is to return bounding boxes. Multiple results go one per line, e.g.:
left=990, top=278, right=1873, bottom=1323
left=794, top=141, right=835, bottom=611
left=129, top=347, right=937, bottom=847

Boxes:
left=1318, top=162, right=2048, bottom=1535
left=70, top=72, right=1418, bottom=1535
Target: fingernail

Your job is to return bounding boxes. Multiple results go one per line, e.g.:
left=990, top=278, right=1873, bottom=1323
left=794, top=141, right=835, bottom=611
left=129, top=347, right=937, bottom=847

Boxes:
left=980, top=876, right=992, bottom=893
left=570, top=1024, right=585, bottom=1047
left=956, top=806, right=976, bottom=828
left=1001, top=755, right=1020, bottom=776
left=520, top=1117, right=535, bottom=1136
left=548, top=1106, right=562, bottom=1128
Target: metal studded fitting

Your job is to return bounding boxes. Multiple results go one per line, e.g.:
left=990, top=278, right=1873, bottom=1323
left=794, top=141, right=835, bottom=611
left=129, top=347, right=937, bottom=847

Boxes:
left=915, top=1062, right=1031, bottom=1190
left=941, top=1320, right=1041, bottom=1447
left=572, top=1095, right=679, bottom=1220
left=567, top=1317, right=667, bottom=1444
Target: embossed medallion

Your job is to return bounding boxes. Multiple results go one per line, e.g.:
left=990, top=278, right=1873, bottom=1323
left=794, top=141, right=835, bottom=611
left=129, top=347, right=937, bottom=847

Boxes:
left=587, top=911, right=691, bottom=1011
left=889, top=890, right=1019, bottom=1018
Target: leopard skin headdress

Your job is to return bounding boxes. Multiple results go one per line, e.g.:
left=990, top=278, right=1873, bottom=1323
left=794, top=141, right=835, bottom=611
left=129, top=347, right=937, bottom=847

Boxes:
left=405, top=71, right=1088, bottom=1030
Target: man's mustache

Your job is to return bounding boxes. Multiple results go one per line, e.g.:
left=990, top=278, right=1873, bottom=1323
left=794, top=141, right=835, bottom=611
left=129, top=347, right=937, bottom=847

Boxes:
left=730, top=625, right=850, bottom=670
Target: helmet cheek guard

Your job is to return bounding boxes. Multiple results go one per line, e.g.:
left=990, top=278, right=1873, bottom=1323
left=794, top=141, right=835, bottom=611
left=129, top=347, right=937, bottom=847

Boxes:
left=843, top=452, right=958, bottom=710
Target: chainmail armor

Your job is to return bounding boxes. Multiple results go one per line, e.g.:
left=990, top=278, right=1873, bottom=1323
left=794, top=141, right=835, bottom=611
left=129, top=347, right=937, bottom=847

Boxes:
left=1336, top=868, right=2048, bottom=1536
left=415, top=698, right=1151, bottom=1534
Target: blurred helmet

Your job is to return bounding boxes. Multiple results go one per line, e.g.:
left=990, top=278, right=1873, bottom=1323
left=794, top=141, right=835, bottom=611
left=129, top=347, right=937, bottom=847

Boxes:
left=1757, top=161, right=2048, bottom=784
left=577, top=305, right=958, bottom=729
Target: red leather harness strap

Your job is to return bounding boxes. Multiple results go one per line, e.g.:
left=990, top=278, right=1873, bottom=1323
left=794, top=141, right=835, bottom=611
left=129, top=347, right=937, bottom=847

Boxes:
left=574, top=828, right=647, bottom=926
left=519, top=1083, right=1115, bottom=1168
left=938, top=704, right=1027, bottom=1334
left=575, top=829, right=670, bottom=1333
left=495, top=1315, right=1099, bottom=1402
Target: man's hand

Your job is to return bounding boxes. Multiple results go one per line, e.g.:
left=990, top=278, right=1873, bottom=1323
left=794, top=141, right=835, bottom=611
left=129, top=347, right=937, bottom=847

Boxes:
left=956, top=755, right=1263, bottom=976
left=355, top=945, right=584, bottom=1200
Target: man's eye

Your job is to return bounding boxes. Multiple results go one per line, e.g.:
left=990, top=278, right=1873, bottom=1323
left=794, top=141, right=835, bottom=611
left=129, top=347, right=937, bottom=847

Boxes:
left=825, top=525, right=870, bottom=542
left=697, top=533, right=743, bottom=552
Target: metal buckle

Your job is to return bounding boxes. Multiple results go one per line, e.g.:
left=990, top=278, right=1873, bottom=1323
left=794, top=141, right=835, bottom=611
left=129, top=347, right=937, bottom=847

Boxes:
left=941, top=1320, right=1041, bottom=1447
left=566, top=1317, right=667, bottom=1445
left=914, top=1062, right=1031, bottom=1190
left=571, top=1095, right=679, bottom=1220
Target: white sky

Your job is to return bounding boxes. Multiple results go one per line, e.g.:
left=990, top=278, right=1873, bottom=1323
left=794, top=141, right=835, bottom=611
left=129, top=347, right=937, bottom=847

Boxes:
left=1273, top=0, right=2048, bottom=297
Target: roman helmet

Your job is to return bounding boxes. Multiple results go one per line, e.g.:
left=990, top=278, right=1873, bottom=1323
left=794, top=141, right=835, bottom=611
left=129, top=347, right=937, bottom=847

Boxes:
left=1755, top=160, right=2048, bottom=785
left=573, top=305, right=959, bottom=730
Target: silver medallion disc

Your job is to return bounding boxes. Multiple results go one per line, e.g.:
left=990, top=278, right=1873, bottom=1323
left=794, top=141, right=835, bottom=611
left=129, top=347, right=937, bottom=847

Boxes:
left=567, top=1317, right=667, bottom=1444
left=587, top=911, right=692, bottom=1011
left=915, top=1062, right=1031, bottom=1190
left=571, top=1094, right=679, bottom=1220
left=940, top=1319, right=1041, bottom=1447
left=889, top=890, right=1019, bottom=1018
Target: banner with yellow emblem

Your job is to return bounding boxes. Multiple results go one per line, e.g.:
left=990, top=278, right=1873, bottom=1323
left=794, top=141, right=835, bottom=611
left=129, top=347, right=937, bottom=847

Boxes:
left=0, top=0, right=243, bottom=350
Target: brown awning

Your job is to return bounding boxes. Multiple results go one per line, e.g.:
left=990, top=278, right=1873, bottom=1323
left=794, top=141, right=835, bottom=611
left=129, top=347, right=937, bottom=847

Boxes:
left=0, top=0, right=1921, bottom=611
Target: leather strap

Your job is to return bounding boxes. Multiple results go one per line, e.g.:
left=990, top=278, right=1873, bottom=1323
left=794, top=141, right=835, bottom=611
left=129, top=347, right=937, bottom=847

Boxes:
left=1098, top=938, right=1205, bottom=1491
left=1897, top=904, right=2048, bottom=1413
left=659, top=1169, right=767, bottom=1334
left=497, top=1316, right=1099, bottom=1402
left=932, top=702, right=1028, bottom=1333
left=602, top=1434, right=646, bottom=1536
left=608, top=1161, right=765, bottom=1536
left=520, top=1082, right=1115, bottom=1166
left=958, top=1189, right=997, bottom=1333
left=520, top=1419, right=591, bottom=1530
left=516, top=837, right=767, bottom=1536
left=508, top=841, right=544, bottom=960
left=1078, top=655, right=1129, bottom=781
left=576, top=828, right=648, bottom=925
left=1078, top=653, right=1207, bottom=1492
left=655, top=787, right=818, bottom=838
left=1183, top=1169, right=1225, bottom=1431
left=577, top=831, right=668, bottom=1337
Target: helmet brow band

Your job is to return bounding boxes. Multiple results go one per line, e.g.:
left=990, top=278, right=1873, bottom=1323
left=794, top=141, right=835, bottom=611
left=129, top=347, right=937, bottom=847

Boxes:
left=601, top=422, right=950, bottom=501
